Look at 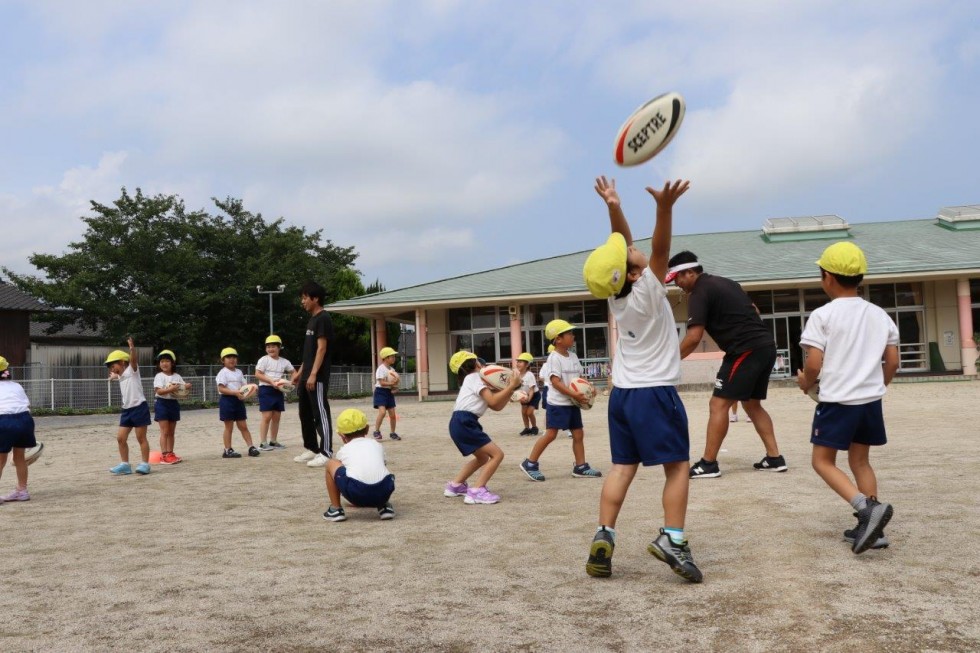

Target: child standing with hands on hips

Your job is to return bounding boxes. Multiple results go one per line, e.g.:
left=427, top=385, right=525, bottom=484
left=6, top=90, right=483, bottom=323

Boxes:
left=372, top=347, right=401, bottom=441
left=254, top=335, right=295, bottom=451
left=106, top=337, right=152, bottom=475
left=216, top=347, right=260, bottom=459
left=0, top=356, right=37, bottom=503
left=153, top=349, right=188, bottom=464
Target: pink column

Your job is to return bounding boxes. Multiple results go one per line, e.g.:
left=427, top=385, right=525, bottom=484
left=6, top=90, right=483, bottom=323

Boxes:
left=957, top=279, right=977, bottom=374
left=374, top=318, right=387, bottom=369
left=416, top=309, right=429, bottom=400
left=509, top=306, right=522, bottom=365
left=369, top=320, right=377, bottom=370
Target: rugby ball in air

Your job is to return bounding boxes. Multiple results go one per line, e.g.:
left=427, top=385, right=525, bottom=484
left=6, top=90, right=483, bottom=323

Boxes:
left=510, top=390, right=528, bottom=403
left=169, top=382, right=190, bottom=399
left=239, top=383, right=258, bottom=400
left=569, top=377, right=597, bottom=410
left=479, top=364, right=511, bottom=391
left=807, top=381, right=820, bottom=404
left=614, top=92, right=685, bottom=167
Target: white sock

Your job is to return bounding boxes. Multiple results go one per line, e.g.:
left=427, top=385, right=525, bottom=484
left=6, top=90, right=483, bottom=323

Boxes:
left=664, top=527, right=685, bottom=544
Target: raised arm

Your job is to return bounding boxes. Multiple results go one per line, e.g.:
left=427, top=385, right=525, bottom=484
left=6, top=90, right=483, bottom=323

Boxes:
left=595, top=176, right=632, bottom=246
left=645, top=179, right=689, bottom=283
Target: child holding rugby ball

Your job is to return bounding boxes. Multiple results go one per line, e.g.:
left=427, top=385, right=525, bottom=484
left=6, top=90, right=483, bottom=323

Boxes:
left=153, top=349, right=189, bottom=464
left=254, top=335, right=295, bottom=451
left=372, top=347, right=401, bottom=441
left=215, top=347, right=259, bottom=459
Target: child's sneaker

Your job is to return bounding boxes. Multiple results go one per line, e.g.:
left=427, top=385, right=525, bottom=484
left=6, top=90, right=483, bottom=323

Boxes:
left=373, top=431, right=383, bottom=441
left=378, top=503, right=395, bottom=520
left=270, top=441, right=286, bottom=450
left=223, top=449, right=242, bottom=459
left=293, top=450, right=315, bottom=463
left=529, top=426, right=539, bottom=436
left=259, top=442, right=274, bottom=452
left=851, top=499, right=894, bottom=554
left=0, top=488, right=30, bottom=502
left=160, top=452, right=177, bottom=465
left=729, top=413, right=738, bottom=423
left=572, top=463, right=602, bottom=478
left=518, top=427, right=531, bottom=436
left=689, top=458, right=721, bottom=479
left=323, top=506, right=347, bottom=522
left=520, top=459, right=545, bottom=482
left=752, top=455, right=787, bottom=472
left=170, top=452, right=183, bottom=463
left=109, top=462, right=133, bottom=475
left=443, top=481, right=468, bottom=497
left=248, top=446, right=261, bottom=457
left=135, top=462, right=151, bottom=475
left=586, top=528, right=615, bottom=578
left=389, top=433, right=402, bottom=441
left=647, top=529, right=704, bottom=583
left=745, top=416, right=752, bottom=423
left=843, top=526, right=890, bottom=549
left=463, top=486, right=500, bottom=504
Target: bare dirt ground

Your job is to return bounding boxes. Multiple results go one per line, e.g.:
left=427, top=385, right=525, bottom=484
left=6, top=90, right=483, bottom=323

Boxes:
left=2, top=381, right=979, bottom=652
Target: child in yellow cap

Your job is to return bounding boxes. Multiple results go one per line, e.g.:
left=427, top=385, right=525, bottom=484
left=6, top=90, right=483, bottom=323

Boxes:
left=372, top=347, right=401, bottom=441
left=515, top=352, right=540, bottom=436
left=254, top=335, right=295, bottom=451
left=152, top=349, right=189, bottom=464
left=798, top=241, right=899, bottom=554
left=0, top=355, right=38, bottom=503
left=215, top=347, right=259, bottom=459
left=323, top=408, right=395, bottom=521
left=106, top=337, right=152, bottom=475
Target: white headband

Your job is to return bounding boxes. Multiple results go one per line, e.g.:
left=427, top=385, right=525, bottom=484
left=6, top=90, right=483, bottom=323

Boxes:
left=667, top=261, right=700, bottom=274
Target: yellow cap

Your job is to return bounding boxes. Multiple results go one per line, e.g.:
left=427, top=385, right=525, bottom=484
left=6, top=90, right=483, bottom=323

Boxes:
left=220, top=347, right=239, bottom=359
left=379, top=346, right=398, bottom=359
left=517, top=352, right=534, bottom=363
left=582, top=232, right=628, bottom=299
left=816, top=241, right=868, bottom=276
left=104, top=350, right=130, bottom=365
left=0, top=356, right=8, bottom=372
left=547, top=344, right=556, bottom=353
left=449, top=350, right=478, bottom=374
left=265, top=335, right=283, bottom=346
left=336, top=408, right=369, bottom=435
left=545, top=319, right=575, bottom=341
left=155, top=349, right=176, bottom=362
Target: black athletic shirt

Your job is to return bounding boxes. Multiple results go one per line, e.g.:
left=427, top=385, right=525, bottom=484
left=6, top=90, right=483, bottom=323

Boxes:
left=301, top=310, right=334, bottom=382
left=687, top=273, right=774, bottom=355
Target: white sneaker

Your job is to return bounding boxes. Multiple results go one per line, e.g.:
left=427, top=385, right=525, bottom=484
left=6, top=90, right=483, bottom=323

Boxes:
left=307, top=453, right=330, bottom=467
left=293, top=450, right=316, bottom=463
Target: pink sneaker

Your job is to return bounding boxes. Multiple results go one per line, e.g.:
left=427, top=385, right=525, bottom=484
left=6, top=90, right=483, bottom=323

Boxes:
left=0, top=488, right=30, bottom=503
left=443, top=481, right=468, bottom=497
left=464, top=486, right=500, bottom=505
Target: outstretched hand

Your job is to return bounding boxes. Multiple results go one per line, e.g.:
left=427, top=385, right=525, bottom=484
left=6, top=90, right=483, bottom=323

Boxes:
left=646, top=179, right=690, bottom=206
left=594, top=176, right=621, bottom=207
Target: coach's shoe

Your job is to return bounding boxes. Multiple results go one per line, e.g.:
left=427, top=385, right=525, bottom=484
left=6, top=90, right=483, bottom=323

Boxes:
left=323, top=506, right=347, bottom=522
left=110, top=462, right=133, bottom=475
left=307, top=453, right=329, bottom=467
left=269, top=441, right=286, bottom=450
left=689, top=458, right=721, bottom=479
left=0, top=488, right=30, bottom=502
left=248, top=446, right=261, bottom=457
left=222, top=449, right=242, bottom=459
left=258, top=442, right=274, bottom=452
left=586, top=528, right=615, bottom=578
left=463, top=486, right=500, bottom=505
left=389, top=432, right=402, bottom=441
left=648, top=529, right=703, bottom=583
left=572, top=463, right=602, bottom=478
left=852, top=499, right=894, bottom=554
left=135, top=462, right=151, bottom=475
left=378, top=503, right=395, bottom=520
left=520, top=459, right=545, bottom=482
left=443, top=481, right=469, bottom=497
left=373, top=430, right=383, bottom=442
left=843, top=526, right=890, bottom=550
left=293, top=450, right=316, bottom=463
left=753, top=455, right=787, bottom=472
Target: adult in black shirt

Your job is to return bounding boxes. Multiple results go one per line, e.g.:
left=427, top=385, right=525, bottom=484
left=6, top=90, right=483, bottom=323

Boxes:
left=292, top=281, right=334, bottom=466
left=666, top=251, right=786, bottom=479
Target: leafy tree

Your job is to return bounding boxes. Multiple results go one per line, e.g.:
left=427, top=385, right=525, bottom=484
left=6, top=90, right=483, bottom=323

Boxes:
left=4, top=188, right=371, bottom=365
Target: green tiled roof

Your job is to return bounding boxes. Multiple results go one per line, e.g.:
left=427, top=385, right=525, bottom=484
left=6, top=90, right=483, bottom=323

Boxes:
left=330, top=219, right=980, bottom=311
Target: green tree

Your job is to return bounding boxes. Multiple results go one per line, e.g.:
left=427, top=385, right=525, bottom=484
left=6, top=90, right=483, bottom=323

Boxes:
left=4, top=188, right=370, bottom=365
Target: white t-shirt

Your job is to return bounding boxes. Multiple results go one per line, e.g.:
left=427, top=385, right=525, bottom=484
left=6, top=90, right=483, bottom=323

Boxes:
left=256, top=355, right=294, bottom=387
left=154, top=372, right=186, bottom=402
left=799, top=297, right=900, bottom=405
left=215, top=367, right=245, bottom=391
left=0, top=381, right=30, bottom=415
left=609, top=267, right=682, bottom=388
left=453, top=372, right=490, bottom=416
left=520, top=371, right=538, bottom=395
left=375, top=363, right=393, bottom=388
left=546, top=350, right=583, bottom=407
left=336, top=437, right=390, bottom=484
left=119, top=365, right=146, bottom=409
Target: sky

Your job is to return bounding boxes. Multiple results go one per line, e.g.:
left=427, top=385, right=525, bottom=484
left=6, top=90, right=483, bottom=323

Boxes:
left=2, top=0, right=979, bottom=292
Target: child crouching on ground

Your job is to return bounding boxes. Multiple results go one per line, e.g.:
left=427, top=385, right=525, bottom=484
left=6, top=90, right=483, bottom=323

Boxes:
left=323, top=408, right=395, bottom=522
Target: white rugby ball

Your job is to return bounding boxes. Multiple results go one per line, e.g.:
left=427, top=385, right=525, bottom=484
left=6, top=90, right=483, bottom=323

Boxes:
left=614, top=92, right=685, bottom=167
left=169, top=382, right=190, bottom=399
left=510, top=390, right=528, bottom=403
left=388, top=370, right=400, bottom=386
left=807, top=381, right=820, bottom=404
left=277, top=380, right=295, bottom=394
left=239, top=383, right=258, bottom=400
left=569, top=377, right=597, bottom=410
left=25, top=442, right=44, bottom=466
left=479, top=364, right=511, bottom=391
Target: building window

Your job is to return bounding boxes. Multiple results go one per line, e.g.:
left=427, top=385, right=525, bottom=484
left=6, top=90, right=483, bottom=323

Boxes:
left=867, top=282, right=926, bottom=372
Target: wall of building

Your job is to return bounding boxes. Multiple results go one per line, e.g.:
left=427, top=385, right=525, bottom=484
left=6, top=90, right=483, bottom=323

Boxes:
left=931, top=280, right=965, bottom=370
left=0, top=310, right=30, bottom=366
left=426, top=308, right=451, bottom=392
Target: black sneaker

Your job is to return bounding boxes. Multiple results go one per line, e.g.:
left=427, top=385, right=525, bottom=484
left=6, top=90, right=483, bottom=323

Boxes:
left=586, top=528, right=615, bottom=578
left=378, top=503, right=395, bottom=520
left=518, top=428, right=531, bottom=436
left=323, top=506, right=346, bottom=522
left=248, top=446, right=260, bottom=457
left=389, top=433, right=402, bottom=441
left=529, top=427, right=539, bottom=435
left=222, top=448, right=242, bottom=458
left=689, top=458, right=721, bottom=479
left=647, top=529, right=703, bottom=583
left=753, top=455, right=787, bottom=472
left=843, top=526, right=889, bottom=549
left=851, top=499, right=893, bottom=554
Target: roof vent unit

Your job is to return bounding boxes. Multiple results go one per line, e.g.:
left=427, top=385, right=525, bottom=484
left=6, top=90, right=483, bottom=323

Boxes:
left=936, top=205, right=980, bottom=231
left=761, top=215, right=851, bottom=243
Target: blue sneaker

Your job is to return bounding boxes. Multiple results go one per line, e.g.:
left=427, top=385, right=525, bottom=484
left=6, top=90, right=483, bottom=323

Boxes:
left=135, top=462, right=151, bottom=475
left=110, top=462, right=133, bottom=475
left=520, top=459, right=545, bottom=482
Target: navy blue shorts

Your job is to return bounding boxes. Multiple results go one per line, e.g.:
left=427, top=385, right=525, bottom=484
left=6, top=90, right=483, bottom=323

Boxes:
left=608, top=387, right=690, bottom=466
left=546, top=404, right=583, bottom=431
left=0, top=412, right=37, bottom=453
left=810, top=400, right=887, bottom=450
left=449, top=411, right=492, bottom=457
left=258, top=385, right=285, bottom=412
left=154, top=398, right=181, bottom=422
left=714, top=345, right=776, bottom=401
left=120, top=402, right=152, bottom=428
left=541, top=386, right=549, bottom=410
left=335, top=466, right=395, bottom=508
left=373, top=387, right=396, bottom=409
left=219, top=395, right=247, bottom=422
left=526, top=391, right=541, bottom=409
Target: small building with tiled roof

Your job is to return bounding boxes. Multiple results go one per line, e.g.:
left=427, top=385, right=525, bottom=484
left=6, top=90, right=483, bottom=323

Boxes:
left=330, top=208, right=980, bottom=398
left=0, top=282, right=48, bottom=366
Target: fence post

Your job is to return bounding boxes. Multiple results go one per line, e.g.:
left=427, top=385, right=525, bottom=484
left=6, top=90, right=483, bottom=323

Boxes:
left=50, top=378, right=54, bottom=410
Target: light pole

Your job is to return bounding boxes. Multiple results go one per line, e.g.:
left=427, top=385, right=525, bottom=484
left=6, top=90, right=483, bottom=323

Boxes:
left=256, top=285, right=286, bottom=334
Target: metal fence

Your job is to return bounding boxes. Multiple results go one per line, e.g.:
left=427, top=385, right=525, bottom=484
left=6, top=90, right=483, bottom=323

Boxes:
left=9, top=364, right=375, bottom=380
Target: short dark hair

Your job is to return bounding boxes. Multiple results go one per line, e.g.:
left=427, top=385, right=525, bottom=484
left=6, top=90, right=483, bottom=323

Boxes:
left=456, top=358, right=478, bottom=383
left=346, top=425, right=370, bottom=438
left=300, top=281, right=326, bottom=304
left=820, top=268, right=863, bottom=288
left=668, top=250, right=704, bottom=274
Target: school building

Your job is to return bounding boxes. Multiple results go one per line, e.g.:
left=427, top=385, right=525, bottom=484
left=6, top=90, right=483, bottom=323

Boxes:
left=328, top=208, right=980, bottom=399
